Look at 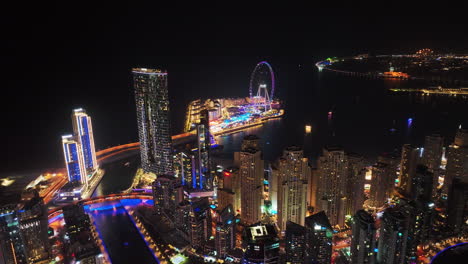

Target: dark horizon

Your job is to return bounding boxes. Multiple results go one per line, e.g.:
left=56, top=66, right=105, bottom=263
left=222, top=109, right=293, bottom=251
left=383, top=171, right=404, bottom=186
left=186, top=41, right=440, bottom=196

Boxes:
left=3, top=3, right=468, bottom=174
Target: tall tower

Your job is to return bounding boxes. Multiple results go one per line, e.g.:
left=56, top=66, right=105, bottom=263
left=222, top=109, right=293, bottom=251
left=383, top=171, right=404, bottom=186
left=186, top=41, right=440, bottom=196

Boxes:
left=62, top=135, right=87, bottom=186
left=445, top=129, right=468, bottom=193
left=133, top=68, right=173, bottom=175
left=304, top=211, right=333, bottom=264
left=351, top=210, right=377, bottom=264
left=196, top=109, right=211, bottom=190
left=277, top=146, right=310, bottom=231
left=285, top=221, right=307, bottom=263
left=317, top=146, right=347, bottom=227
left=422, top=134, right=443, bottom=172
left=377, top=207, right=409, bottom=264
left=369, top=162, right=395, bottom=208
left=72, top=108, right=97, bottom=175
left=239, top=135, right=264, bottom=225
left=399, top=144, right=419, bottom=197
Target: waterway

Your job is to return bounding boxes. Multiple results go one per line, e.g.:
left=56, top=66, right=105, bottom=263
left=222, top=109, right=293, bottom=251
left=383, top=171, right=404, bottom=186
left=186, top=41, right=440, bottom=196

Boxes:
left=92, top=150, right=140, bottom=197
left=217, top=69, right=468, bottom=165
left=89, top=200, right=158, bottom=264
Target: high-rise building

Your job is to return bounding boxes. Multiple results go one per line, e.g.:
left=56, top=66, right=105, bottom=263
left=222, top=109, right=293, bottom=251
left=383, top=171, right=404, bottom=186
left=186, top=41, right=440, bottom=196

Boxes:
left=316, top=146, right=347, bottom=227
left=152, top=175, right=177, bottom=214
left=62, top=202, right=102, bottom=263
left=174, top=150, right=195, bottom=187
left=0, top=205, right=28, bottom=264
left=174, top=200, right=191, bottom=242
left=189, top=197, right=211, bottom=249
left=445, top=129, right=468, bottom=194
left=219, top=167, right=241, bottom=214
left=422, top=134, right=444, bottom=172
left=447, top=178, right=468, bottom=234
left=285, top=221, right=307, bottom=264
left=196, top=109, right=212, bottom=190
left=215, top=205, right=236, bottom=258
left=62, top=134, right=87, bottom=186
left=72, top=108, right=97, bottom=175
left=399, top=144, right=420, bottom=197
left=17, top=189, right=51, bottom=263
left=346, top=153, right=366, bottom=217
left=377, top=207, right=409, bottom=264
left=242, top=223, right=280, bottom=264
left=304, top=211, right=333, bottom=264
left=350, top=210, right=377, bottom=264
left=369, top=162, right=395, bottom=208
left=277, top=146, right=310, bottom=231
left=133, top=68, right=173, bottom=175
left=412, top=165, right=434, bottom=202
left=238, top=135, right=264, bottom=225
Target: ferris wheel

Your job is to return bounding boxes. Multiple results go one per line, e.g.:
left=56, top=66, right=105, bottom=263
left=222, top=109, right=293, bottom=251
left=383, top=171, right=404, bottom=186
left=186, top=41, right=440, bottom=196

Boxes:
left=249, top=61, right=275, bottom=109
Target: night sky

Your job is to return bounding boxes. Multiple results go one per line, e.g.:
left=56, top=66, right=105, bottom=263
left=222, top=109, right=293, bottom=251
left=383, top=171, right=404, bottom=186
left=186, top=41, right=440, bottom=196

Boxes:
left=2, top=3, right=467, bottom=174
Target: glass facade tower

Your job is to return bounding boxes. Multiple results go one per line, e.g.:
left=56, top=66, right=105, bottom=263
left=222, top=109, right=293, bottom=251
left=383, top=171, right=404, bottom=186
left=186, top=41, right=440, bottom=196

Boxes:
left=133, top=68, right=173, bottom=175
left=62, top=135, right=87, bottom=186
left=72, top=108, right=97, bottom=175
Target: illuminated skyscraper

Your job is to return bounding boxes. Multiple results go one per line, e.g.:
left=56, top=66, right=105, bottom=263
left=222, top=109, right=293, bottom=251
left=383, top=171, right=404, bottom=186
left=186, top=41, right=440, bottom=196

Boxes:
left=369, top=162, right=394, bottom=208
left=62, top=135, right=87, bottom=186
left=277, top=146, right=310, bottom=231
left=72, top=108, right=97, bottom=175
left=376, top=207, right=409, bottom=264
left=445, top=129, right=468, bottom=193
left=345, top=153, right=366, bottom=218
left=351, top=210, right=377, bottom=264
left=133, top=68, right=173, bottom=175
left=238, top=135, right=264, bottom=225
left=304, top=211, right=333, bottom=264
left=422, top=134, right=444, bottom=172
left=316, top=146, right=347, bottom=227
left=215, top=205, right=236, bottom=258
left=152, top=175, right=177, bottom=214
left=0, top=205, right=28, bottom=264
left=242, top=223, right=280, bottom=264
left=399, top=144, right=419, bottom=197
left=196, top=109, right=211, bottom=190
left=285, top=221, right=307, bottom=263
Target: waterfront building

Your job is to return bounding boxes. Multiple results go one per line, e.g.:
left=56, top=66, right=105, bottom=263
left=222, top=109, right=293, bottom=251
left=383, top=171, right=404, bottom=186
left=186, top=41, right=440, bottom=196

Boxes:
left=62, top=134, right=88, bottom=186
left=72, top=108, right=97, bottom=175
left=276, top=146, right=310, bottom=232
left=238, top=135, right=264, bottom=225
left=133, top=68, right=173, bottom=175
left=304, top=211, right=333, bottom=264
left=285, top=221, right=307, bottom=264
left=350, top=210, right=377, bottom=264
left=174, top=200, right=191, bottom=242
left=219, top=167, right=241, bottom=214
left=316, top=146, right=347, bottom=227
left=242, top=223, right=279, bottom=264
left=63, top=202, right=102, bottom=263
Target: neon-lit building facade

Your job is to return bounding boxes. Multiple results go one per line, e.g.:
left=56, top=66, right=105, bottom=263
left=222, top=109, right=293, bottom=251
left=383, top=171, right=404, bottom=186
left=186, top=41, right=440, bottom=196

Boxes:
left=72, top=108, right=97, bottom=175
left=196, top=109, right=211, bottom=190
left=62, top=135, right=87, bottom=186
left=133, top=68, right=173, bottom=175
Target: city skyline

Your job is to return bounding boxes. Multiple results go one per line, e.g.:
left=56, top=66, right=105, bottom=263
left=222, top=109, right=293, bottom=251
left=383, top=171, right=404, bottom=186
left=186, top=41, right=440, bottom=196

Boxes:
left=2, top=4, right=468, bottom=264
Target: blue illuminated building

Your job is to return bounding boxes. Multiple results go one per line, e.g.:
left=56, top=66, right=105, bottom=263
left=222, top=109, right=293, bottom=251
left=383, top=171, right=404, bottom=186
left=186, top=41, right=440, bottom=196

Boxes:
left=72, top=108, right=97, bottom=175
left=62, top=135, right=87, bottom=186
